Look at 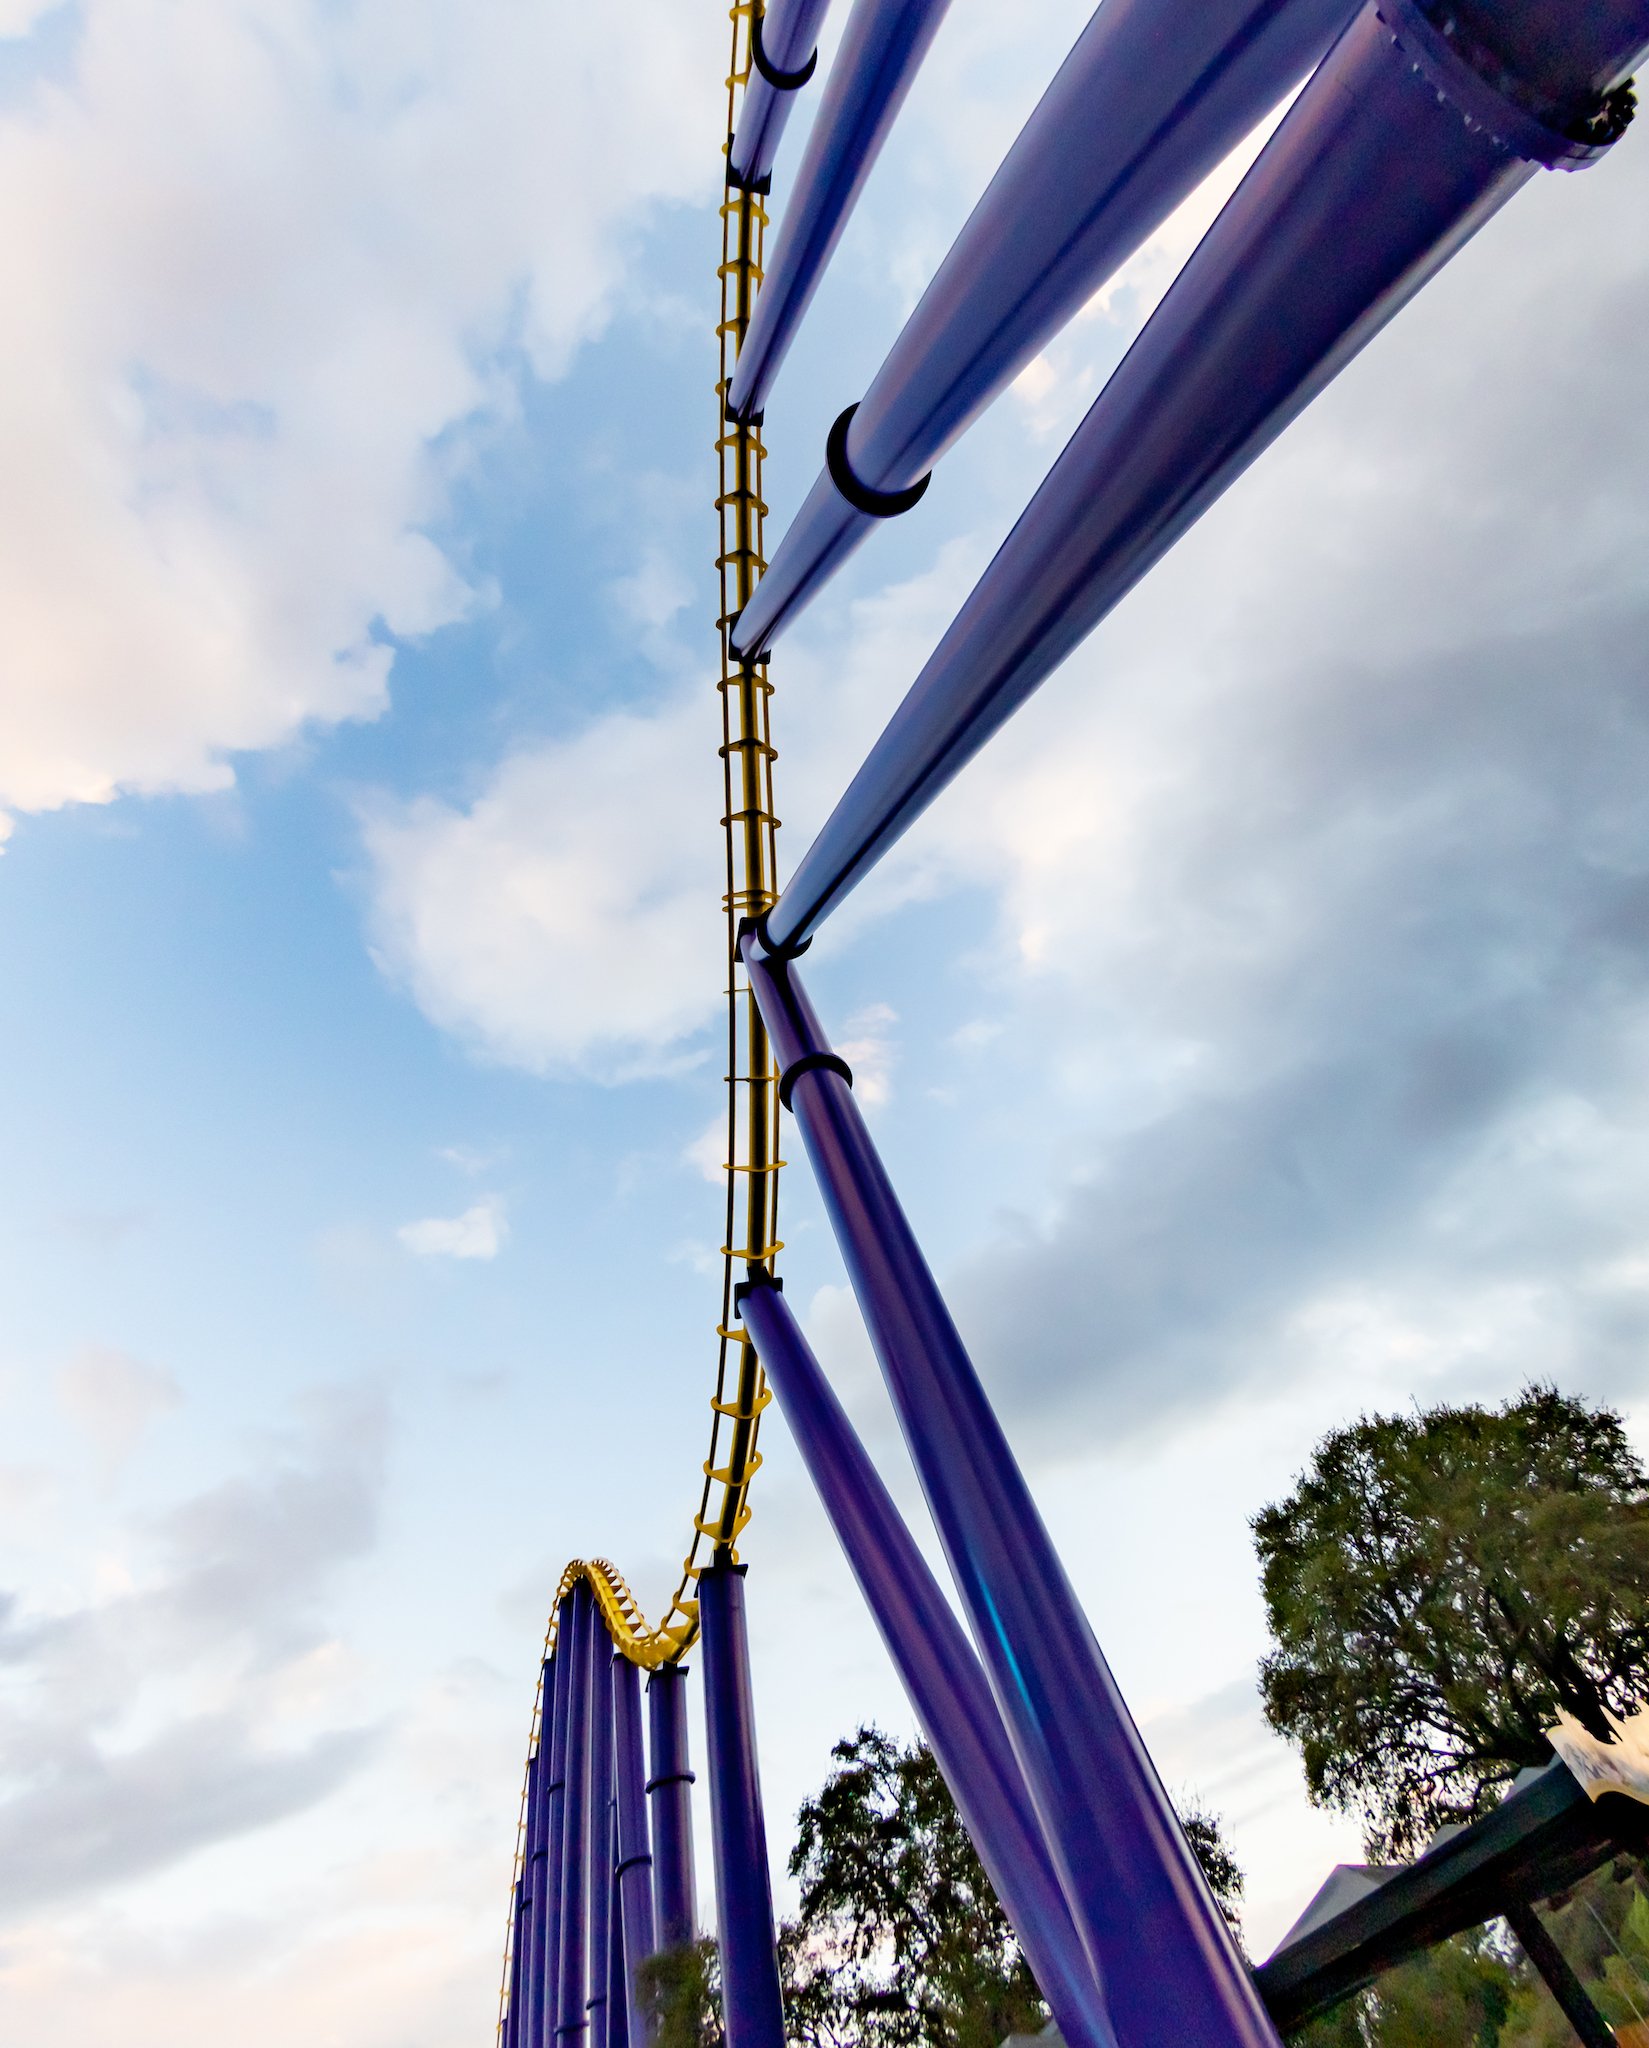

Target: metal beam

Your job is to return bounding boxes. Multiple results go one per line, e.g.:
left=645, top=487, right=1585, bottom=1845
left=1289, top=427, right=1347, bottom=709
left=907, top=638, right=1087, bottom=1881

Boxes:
left=1255, top=1766, right=1648, bottom=2031
left=557, top=1585, right=595, bottom=2044
left=730, top=0, right=1352, bottom=657
left=728, top=0, right=954, bottom=418
left=760, top=0, right=1647, bottom=955
left=646, top=1665, right=698, bottom=1952
left=698, top=1563, right=787, bottom=2048
left=742, top=938, right=1278, bottom=2048
left=736, top=1278, right=1116, bottom=2048
left=613, top=1654, right=658, bottom=2046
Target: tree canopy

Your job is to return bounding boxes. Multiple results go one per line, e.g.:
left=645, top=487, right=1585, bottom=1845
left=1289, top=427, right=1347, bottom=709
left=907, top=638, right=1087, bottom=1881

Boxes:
left=782, top=1727, right=1043, bottom=2048
left=1254, top=1384, right=1649, bottom=1857
left=781, top=1726, right=1245, bottom=2048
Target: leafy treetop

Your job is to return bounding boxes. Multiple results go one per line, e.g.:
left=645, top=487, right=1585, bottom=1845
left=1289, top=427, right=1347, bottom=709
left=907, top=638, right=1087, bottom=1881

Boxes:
left=1254, top=1384, right=1649, bottom=1858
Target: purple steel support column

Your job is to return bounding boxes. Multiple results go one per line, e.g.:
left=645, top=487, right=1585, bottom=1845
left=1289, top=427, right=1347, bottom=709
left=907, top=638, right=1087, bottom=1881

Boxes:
left=613, top=1655, right=658, bottom=2045
left=607, top=1809, right=631, bottom=2048
left=519, top=1753, right=543, bottom=2048
left=743, top=937, right=1278, bottom=2047
left=507, top=1877, right=527, bottom=2048
left=736, top=1278, right=1116, bottom=2048
left=528, top=1651, right=562, bottom=2048
left=557, top=1584, right=595, bottom=2044
left=585, top=1628, right=616, bottom=2048
left=727, top=0, right=954, bottom=418
left=539, top=1602, right=577, bottom=2048
left=759, top=0, right=1647, bottom=954
left=730, top=0, right=1354, bottom=656
left=728, top=0, right=836, bottom=192
left=697, top=1564, right=786, bottom=2048
left=646, top=1666, right=698, bottom=1951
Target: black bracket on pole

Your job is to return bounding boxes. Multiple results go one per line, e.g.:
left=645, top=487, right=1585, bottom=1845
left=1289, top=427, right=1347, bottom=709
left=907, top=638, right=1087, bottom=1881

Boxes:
left=750, top=11, right=818, bottom=91
left=826, top=403, right=931, bottom=518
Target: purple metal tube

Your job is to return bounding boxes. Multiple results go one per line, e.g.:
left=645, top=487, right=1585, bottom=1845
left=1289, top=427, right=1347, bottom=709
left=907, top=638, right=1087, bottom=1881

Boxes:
left=607, top=1810, right=631, bottom=2048
left=557, top=1585, right=595, bottom=2043
left=742, top=936, right=1279, bottom=2047
left=697, top=1563, right=787, bottom=2048
left=525, top=1680, right=553, bottom=2048
left=736, top=1278, right=1117, bottom=2048
left=730, top=0, right=1355, bottom=657
left=760, top=0, right=1646, bottom=953
left=508, top=1877, right=527, bottom=2048
left=586, top=1631, right=616, bottom=2048
left=613, top=1655, right=658, bottom=2045
left=645, top=1665, right=698, bottom=1950
left=519, top=1751, right=544, bottom=2048
left=539, top=1602, right=577, bottom=2048
left=728, top=0, right=836, bottom=191
left=727, top=0, right=954, bottom=419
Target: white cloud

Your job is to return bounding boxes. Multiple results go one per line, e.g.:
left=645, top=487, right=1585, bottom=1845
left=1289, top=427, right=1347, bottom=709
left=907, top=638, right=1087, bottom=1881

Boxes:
left=837, top=1002, right=899, bottom=1108
left=361, top=697, right=724, bottom=1075
left=56, top=1346, right=181, bottom=1475
left=0, top=0, right=720, bottom=829
left=397, top=1197, right=506, bottom=1262
left=684, top=1115, right=726, bottom=1185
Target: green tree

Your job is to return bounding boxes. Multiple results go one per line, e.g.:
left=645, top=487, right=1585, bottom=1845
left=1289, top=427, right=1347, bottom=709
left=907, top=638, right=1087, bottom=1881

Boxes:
left=1501, top=1861, right=1649, bottom=2047
left=783, top=1727, right=1043, bottom=2048
left=1180, top=1801, right=1246, bottom=1947
left=782, top=1727, right=1248, bottom=2048
left=638, top=1939, right=723, bottom=2048
left=1288, top=1930, right=1517, bottom=2048
left=1253, top=1385, right=1649, bottom=1857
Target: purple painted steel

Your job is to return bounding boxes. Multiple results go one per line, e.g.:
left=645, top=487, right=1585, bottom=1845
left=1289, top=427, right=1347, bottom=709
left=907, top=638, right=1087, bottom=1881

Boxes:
left=557, top=1586, right=595, bottom=2043
left=613, top=1655, right=658, bottom=2045
left=727, top=0, right=954, bottom=420
left=645, top=1666, right=698, bottom=1950
left=729, top=0, right=1355, bottom=658
left=728, top=0, right=836, bottom=191
left=742, top=936, right=1280, bottom=2047
left=608, top=1813, right=631, bottom=2048
left=760, top=0, right=1647, bottom=953
left=736, top=1279, right=1117, bottom=2048
left=697, top=1564, right=787, bottom=2048
left=540, top=1600, right=577, bottom=2048
left=586, top=1635, right=616, bottom=2048
left=526, top=1672, right=554, bottom=2048
left=508, top=1878, right=527, bottom=2048
left=518, top=1754, right=541, bottom=2048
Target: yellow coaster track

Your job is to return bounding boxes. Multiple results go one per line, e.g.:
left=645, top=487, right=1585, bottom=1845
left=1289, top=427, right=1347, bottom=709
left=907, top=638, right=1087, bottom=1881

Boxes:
left=500, top=8, right=777, bottom=2016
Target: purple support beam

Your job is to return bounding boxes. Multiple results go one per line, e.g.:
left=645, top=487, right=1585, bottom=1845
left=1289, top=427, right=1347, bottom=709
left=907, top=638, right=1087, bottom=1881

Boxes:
left=540, top=1601, right=577, bottom=2048
left=557, top=1585, right=595, bottom=2044
left=508, top=1878, right=528, bottom=2048
left=586, top=1631, right=617, bottom=2048
left=728, top=0, right=836, bottom=193
left=613, top=1655, right=658, bottom=2046
left=736, top=1279, right=1116, bottom=2048
left=759, top=0, right=1646, bottom=955
left=727, top=0, right=954, bottom=419
left=742, top=936, right=1280, bottom=2048
left=646, top=1666, right=698, bottom=1951
left=520, top=1752, right=543, bottom=2048
left=730, top=0, right=1354, bottom=657
left=697, top=1564, right=787, bottom=2048
left=608, top=1811, right=632, bottom=2048
left=528, top=1652, right=562, bottom=2048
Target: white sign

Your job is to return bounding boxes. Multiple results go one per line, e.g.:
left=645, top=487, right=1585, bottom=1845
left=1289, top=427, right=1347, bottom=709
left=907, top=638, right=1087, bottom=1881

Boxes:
left=1546, top=1701, right=1649, bottom=1806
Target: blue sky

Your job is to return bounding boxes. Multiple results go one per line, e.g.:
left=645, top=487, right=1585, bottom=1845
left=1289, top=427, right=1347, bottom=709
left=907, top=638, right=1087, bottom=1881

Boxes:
left=3, top=0, right=1649, bottom=2039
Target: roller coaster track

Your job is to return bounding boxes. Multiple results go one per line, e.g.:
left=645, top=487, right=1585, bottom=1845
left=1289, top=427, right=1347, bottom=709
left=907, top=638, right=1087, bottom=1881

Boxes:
left=496, top=1, right=1647, bottom=2043
left=497, top=0, right=777, bottom=2016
